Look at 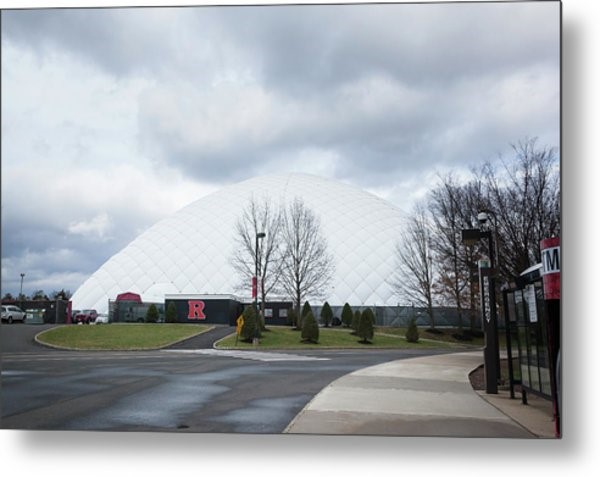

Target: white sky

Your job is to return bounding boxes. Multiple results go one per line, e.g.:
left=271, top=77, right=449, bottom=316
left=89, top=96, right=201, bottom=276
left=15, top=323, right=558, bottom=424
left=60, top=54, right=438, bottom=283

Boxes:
left=1, top=0, right=560, bottom=296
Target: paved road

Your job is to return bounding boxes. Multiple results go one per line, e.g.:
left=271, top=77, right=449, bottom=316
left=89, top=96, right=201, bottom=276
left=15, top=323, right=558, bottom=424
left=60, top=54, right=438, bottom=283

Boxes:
left=0, top=323, right=60, bottom=353
left=1, top=324, right=453, bottom=433
left=165, top=325, right=236, bottom=349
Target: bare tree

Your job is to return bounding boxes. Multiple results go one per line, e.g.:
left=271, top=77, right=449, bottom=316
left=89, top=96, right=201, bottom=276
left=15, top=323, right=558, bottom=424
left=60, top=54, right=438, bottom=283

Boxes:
left=428, top=174, right=472, bottom=331
left=460, top=178, right=488, bottom=332
left=230, top=196, right=285, bottom=325
left=51, top=289, right=72, bottom=300
left=389, top=204, right=437, bottom=329
left=480, top=137, right=560, bottom=283
left=279, top=198, right=335, bottom=325
left=31, top=290, right=49, bottom=301
left=413, top=139, right=558, bottom=334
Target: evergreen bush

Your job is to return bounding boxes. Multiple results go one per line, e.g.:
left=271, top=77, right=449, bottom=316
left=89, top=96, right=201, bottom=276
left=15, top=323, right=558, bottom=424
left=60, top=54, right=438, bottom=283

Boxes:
left=451, top=330, right=474, bottom=341
left=405, top=318, right=420, bottom=343
left=341, top=303, right=353, bottom=328
left=358, top=308, right=375, bottom=344
left=240, top=305, right=260, bottom=342
left=351, top=309, right=361, bottom=334
left=166, top=302, right=178, bottom=323
left=145, top=304, right=159, bottom=323
left=298, top=301, right=312, bottom=330
left=301, top=310, right=319, bottom=344
left=320, top=302, right=333, bottom=327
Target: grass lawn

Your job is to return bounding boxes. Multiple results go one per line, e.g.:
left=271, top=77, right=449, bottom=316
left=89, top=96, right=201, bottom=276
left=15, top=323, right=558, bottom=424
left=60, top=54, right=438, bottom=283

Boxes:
left=215, top=326, right=473, bottom=350
left=381, top=327, right=506, bottom=348
left=36, top=324, right=211, bottom=350
left=382, top=327, right=481, bottom=347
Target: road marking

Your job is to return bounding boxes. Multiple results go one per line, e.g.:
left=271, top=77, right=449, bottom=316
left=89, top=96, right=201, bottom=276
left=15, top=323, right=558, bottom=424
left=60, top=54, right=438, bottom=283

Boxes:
left=2, top=352, right=173, bottom=362
left=2, top=349, right=332, bottom=363
left=162, top=349, right=330, bottom=362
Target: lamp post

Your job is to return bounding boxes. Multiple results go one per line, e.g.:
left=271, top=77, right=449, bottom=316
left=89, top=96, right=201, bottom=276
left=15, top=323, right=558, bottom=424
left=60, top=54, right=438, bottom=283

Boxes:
left=254, top=232, right=266, bottom=344
left=20, top=273, right=25, bottom=308
left=477, top=210, right=501, bottom=377
left=477, top=210, right=499, bottom=271
left=462, top=211, right=500, bottom=394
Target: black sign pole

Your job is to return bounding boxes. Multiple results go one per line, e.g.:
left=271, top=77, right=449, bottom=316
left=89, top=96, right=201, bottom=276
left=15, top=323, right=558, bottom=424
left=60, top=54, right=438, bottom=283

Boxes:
left=502, top=289, right=516, bottom=399
left=479, top=261, right=498, bottom=394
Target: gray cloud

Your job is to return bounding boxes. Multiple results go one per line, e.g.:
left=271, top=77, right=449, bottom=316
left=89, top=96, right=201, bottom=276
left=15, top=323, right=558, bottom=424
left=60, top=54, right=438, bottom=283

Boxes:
left=3, top=4, right=559, bottom=90
left=221, top=3, right=559, bottom=93
left=2, top=8, right=173, bottom=77
left=1, top=2, right=560, bottom=296
left=131, top=3, right=558, bottom=184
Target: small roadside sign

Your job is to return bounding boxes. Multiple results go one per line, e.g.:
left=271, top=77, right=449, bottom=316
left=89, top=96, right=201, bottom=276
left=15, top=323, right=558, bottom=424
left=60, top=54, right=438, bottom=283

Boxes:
left=236, top=315, right=244, bottom=335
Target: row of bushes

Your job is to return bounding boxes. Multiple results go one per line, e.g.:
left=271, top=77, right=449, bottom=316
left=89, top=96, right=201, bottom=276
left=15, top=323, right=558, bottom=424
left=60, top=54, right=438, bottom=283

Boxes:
left=142, top=302, right=178, bottom=323
left=150, top=300, right=420, bottom=346
left=341, top=302, right=419, bottom=343
left=293, top=301, right=370, bottom=344
left=236, top=300, right=421, bottom=346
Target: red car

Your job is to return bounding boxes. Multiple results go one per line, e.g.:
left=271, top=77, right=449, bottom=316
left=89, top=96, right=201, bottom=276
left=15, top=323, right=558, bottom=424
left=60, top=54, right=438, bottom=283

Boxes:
left=74, top=309, right=98, bottom=324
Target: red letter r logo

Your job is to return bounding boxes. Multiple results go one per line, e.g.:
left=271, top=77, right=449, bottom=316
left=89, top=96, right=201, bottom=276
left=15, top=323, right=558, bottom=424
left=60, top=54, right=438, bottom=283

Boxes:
left=188, top=300, right=206, bottom=320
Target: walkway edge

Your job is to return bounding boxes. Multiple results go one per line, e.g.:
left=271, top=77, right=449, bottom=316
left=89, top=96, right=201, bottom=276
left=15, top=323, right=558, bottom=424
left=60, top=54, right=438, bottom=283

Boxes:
left=284, top=350, right=555, bottom=437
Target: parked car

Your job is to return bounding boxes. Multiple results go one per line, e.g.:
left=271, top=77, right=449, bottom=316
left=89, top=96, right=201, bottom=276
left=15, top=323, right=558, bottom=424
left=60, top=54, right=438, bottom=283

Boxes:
left=1, top=305, right=27, bottom=324
left=74, top=309, right=98, bottom=324
left=93, top=313, right=109, bottom=324
left=70, top=310, right=80, bottom=323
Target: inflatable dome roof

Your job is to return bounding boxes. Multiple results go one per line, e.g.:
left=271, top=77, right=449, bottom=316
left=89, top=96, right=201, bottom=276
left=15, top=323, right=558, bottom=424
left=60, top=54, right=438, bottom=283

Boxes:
left=72, top=173, right=407, bottom=313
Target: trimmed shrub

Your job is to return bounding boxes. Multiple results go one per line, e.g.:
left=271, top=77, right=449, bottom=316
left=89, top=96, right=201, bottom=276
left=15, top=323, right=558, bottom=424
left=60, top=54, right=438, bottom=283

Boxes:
left=341, top=303, right=353, bottom=328
left=351, top=309, right=361, bottom=334
left=298, top=301, right=312, bottom=330
left=463, top=329, right=484, bottom=339
left=320, top=302, right=333, bottom=327
left=406, top=318, right=420, bottom=343
left=145, top=304, right=159, bottom=323
left=240, top=305, right=260, bottom=342
left=301, top=310, right=319, bottom=344
left=451, top=331, right=473, bottom=341
left=358, top=308, right=375, bottom=344
left=166, top=302, right=178, bottom=323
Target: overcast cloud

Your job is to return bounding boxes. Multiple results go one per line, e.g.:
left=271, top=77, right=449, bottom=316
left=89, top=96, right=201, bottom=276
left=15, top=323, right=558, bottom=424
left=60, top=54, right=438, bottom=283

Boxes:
left=1, top=1, right=560, bottom=297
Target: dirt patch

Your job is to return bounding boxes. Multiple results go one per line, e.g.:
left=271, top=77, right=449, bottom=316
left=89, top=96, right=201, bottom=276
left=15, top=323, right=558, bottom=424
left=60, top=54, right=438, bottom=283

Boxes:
left=469, top=364, right=486, bottom=390
left=469, top=359, right=521, bottom=393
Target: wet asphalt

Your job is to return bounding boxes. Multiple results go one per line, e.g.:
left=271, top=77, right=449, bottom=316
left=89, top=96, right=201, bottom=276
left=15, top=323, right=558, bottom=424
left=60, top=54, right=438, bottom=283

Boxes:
left=1, top=323, right=451, bottom=434
left=0, top=322, right=59, bottom=353
left=165, top=325, right=235, bottom=349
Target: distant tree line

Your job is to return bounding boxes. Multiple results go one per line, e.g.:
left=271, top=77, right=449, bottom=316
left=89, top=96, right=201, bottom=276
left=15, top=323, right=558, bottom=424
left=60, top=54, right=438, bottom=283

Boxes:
left=2, top=289, right=72, bottom=302
left=390, top=138, right=560, bottom=333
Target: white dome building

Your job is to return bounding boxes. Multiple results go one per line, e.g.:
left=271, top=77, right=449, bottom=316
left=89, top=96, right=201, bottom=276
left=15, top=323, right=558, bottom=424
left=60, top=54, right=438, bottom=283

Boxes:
left=72, top=173, right=407, bottom=314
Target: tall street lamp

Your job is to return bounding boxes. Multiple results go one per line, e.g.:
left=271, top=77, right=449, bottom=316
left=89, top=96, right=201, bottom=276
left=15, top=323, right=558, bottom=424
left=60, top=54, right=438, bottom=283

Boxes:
left=462, top=210, right=500, bottom=394
left=20, top=273, right=25, bottom=308
left=478, top=210, right=501, bottom=378
left=254, top=232, right=266, bottom=345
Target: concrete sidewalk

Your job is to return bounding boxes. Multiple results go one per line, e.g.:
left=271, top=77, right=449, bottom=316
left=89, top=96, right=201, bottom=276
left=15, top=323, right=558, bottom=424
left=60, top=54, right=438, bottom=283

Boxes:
left=284, top=351, right=556, bottom=438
